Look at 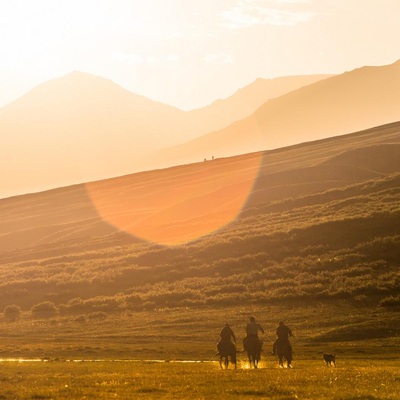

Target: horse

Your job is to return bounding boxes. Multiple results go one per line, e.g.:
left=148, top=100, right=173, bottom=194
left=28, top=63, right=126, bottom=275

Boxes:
left=244, top=336, right=262, bottom=368
left=217, top=340, right=236, bottom=369
left=276, top=340, right=292, bottom=368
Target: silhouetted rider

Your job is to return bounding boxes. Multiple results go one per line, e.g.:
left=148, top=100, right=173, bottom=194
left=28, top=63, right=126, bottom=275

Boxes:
left=217, top=324, right=236, bottom=354
left=243, top=316, right=264, bottom=352
left=273, top=321, right=293, bottom=354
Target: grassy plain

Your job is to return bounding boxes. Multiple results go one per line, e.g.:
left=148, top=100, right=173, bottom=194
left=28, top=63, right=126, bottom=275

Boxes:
left=0, top=302, right=399, bottom=360
left=1, top=301, right=398, bottom=399
left=0, top=358, right=399, bottom=400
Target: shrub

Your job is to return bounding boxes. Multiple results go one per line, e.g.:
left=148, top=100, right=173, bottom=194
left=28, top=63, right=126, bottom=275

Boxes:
left=59, top=298, right=87, bottom=315
left=4, top=304, right=21, bottom=321
left=88, top=311, right=108, bottom=320
left=31, top=301, right=58, bottom=318
left=84, top=296, right=122, bottom=312
left=379, top=295, right=400, bottom=308
left=74, top=315, right=86, bottom=324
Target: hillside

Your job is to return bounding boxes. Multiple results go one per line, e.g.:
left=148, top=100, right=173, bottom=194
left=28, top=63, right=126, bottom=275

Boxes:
left=154, top=60, right=400, bottom=166
left=0, top=72, right=329, bottom=199
left=0, top=122, right=399, bottom=317
left=183, top=74, right=333, bottom=140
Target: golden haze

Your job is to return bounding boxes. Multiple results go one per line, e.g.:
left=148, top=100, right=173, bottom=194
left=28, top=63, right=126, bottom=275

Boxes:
left=86, top=153, right=262, bottom=245
left=0, top=72, right=329, bottom=199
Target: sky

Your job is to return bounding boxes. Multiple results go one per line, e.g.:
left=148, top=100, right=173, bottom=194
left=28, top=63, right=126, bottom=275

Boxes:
left=0, top=0, right=399, bottom=111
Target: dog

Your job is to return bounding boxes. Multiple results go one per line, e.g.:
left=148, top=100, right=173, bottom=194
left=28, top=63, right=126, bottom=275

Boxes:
left=323, top=353, right=336, bottom=367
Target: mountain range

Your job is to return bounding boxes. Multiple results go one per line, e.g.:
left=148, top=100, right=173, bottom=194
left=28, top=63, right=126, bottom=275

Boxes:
left=2, top=59, right=399, bottom=200
left=154, top=59, right=400, bottom=167
left=0, top=71, right=329, bottom=199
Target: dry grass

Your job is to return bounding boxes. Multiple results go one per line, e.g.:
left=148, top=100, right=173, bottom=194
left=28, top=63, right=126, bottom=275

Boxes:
left=0, top=358, right=398, bottom=399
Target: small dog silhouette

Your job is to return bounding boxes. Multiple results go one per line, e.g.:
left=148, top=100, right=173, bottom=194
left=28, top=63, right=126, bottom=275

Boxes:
left=323, top=353, right=336, bottom=367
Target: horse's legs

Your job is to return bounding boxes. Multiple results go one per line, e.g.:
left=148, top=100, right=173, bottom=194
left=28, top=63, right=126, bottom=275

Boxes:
left=287, top=349, right=293, bottom=368
left=288, top=358, right=293, bottom=368
left=247, top=353, right=252, bottom=368
left=225, top=357, right=229, bottom=369
left=232, top=355, right=237, bottom=369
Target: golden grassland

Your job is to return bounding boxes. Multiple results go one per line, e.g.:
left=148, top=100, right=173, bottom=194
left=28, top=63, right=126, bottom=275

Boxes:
left=1, top=170, right=399, bottom=314
left=0, top=302, right=398, bottom=361
left=0, top=358, right=399, bottom=399
left=0, top=306, right=398, bottom=400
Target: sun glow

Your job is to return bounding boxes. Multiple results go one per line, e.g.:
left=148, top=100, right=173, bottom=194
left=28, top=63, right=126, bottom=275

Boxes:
left=85, top=153, right=262, bottom=245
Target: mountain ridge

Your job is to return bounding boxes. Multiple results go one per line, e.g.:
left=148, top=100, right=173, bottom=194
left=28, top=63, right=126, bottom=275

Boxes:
left=0, top=70, right=331, bottom=198
left=152, top=59, right=400, bottom=167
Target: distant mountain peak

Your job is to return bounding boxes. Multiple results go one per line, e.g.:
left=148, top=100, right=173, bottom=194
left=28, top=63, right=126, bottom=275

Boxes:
left=61, top=70, right=109, bottom=83
left=54, top=70, right=116, bottom=88
left=66, top=70, right=94, bottom=76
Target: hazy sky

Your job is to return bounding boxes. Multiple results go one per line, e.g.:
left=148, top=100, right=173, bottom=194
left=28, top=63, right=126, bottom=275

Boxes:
left=0, top=0, right=399, bottom=110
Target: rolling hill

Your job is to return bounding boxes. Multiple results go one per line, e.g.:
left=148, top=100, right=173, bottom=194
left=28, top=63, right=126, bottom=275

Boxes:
left=154, top=59, right=400, bottom=167
left=0, top=72, right=329, bottom=199
left=0, top=121, right=399, bottom=314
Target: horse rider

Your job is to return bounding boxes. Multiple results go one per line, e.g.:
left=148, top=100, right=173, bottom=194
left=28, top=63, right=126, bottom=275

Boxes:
left=217, top=324, right=236, bottom=354
left=272, top=321, right=293, bottom=355
left=243, top=316, right=264, bottom=351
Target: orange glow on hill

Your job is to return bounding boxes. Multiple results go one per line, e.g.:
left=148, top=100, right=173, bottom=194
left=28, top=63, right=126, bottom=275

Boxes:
left=85, top=153, right=262, bottom=245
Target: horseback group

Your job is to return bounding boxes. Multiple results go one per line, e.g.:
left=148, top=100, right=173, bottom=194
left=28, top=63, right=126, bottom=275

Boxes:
left=217, top=317, right=293, bottom=369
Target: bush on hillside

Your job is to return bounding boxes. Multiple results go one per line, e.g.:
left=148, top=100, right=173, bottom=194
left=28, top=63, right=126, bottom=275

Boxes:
left=74, top=315, right=87, bottom=324
left=88, top=311, right=108, bottom=320
left=31, top=301, right=58, bottom=318
left=4, top=304, right=21, bottom=321
left=379, top=295, right=400, bottom=309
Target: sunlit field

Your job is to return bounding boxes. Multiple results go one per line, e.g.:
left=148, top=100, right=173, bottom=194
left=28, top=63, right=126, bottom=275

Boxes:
left=0, top=358, right=399, bottom=399
left=0, top=301, right=399, bottom=399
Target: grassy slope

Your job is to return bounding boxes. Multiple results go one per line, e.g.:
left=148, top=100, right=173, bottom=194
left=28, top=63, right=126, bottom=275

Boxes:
left=0, top=122, right=399, bottom=359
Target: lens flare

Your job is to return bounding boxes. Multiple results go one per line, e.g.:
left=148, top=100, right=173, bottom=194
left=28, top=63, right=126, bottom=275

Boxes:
left=85, top=153, right=262, bottom=245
